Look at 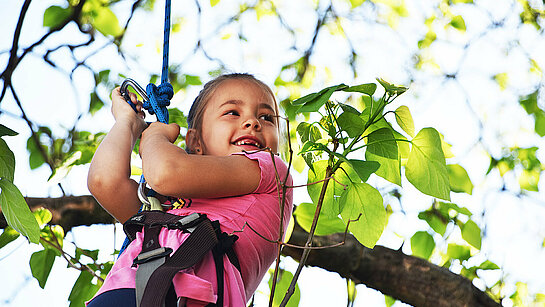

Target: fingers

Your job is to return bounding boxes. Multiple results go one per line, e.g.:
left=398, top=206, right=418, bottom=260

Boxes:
left=145, top=122, right=180, bottom=143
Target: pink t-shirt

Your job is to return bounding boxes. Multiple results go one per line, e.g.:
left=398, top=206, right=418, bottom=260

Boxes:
left=90, top=151, right=293, bottom=306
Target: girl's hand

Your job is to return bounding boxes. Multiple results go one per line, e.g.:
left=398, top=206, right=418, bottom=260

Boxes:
left=141, top=122, right=181, bottom=145
left=111, top=87, right=147, bottom=136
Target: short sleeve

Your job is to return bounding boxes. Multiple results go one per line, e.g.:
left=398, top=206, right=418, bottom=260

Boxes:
left=233, top=151, right=290, bottom=195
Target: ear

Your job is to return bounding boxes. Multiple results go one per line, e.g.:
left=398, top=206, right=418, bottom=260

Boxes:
left=186, top=128, right=203, bottom=155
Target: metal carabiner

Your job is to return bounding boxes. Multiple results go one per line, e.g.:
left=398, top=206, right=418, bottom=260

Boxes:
left=120, top=78, right=149, bottom=113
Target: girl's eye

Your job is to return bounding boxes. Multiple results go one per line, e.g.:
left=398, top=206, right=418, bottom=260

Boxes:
left=224, top=110, right=239, bottom=116
left=260, top=114, right=275, bottom=123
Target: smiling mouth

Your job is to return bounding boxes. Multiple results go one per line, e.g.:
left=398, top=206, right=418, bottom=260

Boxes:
left=233, top=139, right=263, bottom=149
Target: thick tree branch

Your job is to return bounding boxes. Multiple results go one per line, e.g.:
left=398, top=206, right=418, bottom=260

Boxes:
left=0, top=195, right=499, bottom=307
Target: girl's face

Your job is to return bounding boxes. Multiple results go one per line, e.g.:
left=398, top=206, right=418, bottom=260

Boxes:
left=194, top=78, right=279, bottom=156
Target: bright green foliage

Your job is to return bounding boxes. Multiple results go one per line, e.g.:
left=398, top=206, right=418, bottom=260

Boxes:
left=447, top=164, right=473, bottom=194
left=406, top=128, right=450, bottom=201
left=43, top=5, right=72, bottom=29
left=346, top=279, right=357, bottom=306
left=394, top=105, right=415, bottom=137
left=461, top=219, right=481, bottom=249
left=447, top=243, right=471, bottom=261
left=411, top=231, right=435, bottom=259
left=294, top=203, right=346, bottom=236
left=365, top=128, right=401, bottom=185
left=269, top=270, right=300, bottom=307
left=307, top=160, right=358, bottom=217
left=0, top=179, right=40, bottom=243
left=81, top=0, right=123, bottom=37
left=0, top=138, right=15, bottom=182
left=337, top=112, right=365, bottom=138
left=449, top=15, right=466, bottom=31
left=487, top=146, right=542, bottom=192
left=340, top=182, right=386, bottom=248
left=418, top=209, right=447, bottom=236
left=30, top=249, right=57, bottom=288
left=385, top=295, right=396, bottom=307
left=210, top=0, right=221, bottom=7
left=347, top=159, right=380, bottom=182
left=69, top=271, right=100, bottom=307
left=0, top=226, right=20, bottom=249
left=293, top=84, right=347, bottom=113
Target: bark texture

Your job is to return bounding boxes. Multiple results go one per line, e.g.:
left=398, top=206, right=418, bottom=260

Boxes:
left=0, top=196, right=500, bottom=307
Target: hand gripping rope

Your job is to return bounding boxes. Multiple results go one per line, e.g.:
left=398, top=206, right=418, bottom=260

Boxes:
left=119, top=0, right=173, bottom=250
left=117, top=4, right=241, bottom=307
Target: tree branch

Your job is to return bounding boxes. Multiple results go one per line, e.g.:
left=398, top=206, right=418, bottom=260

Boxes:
left=0, top=195, right=500, bottom=307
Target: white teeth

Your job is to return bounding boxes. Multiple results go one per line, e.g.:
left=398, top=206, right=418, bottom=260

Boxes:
left=235, top=140, right=261, bottom=148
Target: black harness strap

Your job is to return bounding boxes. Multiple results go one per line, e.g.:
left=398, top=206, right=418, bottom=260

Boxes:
left=123, top=212, right=239, bottom=307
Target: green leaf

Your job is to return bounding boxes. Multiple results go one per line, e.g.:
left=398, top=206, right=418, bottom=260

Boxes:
left=0, top=138, right=15, bottom=182
left=447, top=243, right=471, bottom=261
left=449, top=15, right=466, bottom=31
left=92, top=7, right=122, bottom=37
left=340, top=182, right=386, bottom=248
left=40, top=225, right=64, bottom=255
left=376, top=78, right=408, bottom=96
left=43, top=5, right=72, bottom=29
left=33, top=208, right=53, bottom=228
left=347, top=279, right=357, bottom=305
left=307, top=161, right=357, bottom=217
left=410, top=231, right=435, bottom=259
left=294, top=202, right=346, bottom=236
left=0, top=179, right=40, bottom=243
left=519, top=90, right=539, bottom=115
left=30, top=249, right=56, bottom=288
left=168, top=108, right=188, bottom=128
left=342, top=83, right=377, bottom=96
left=461, top=219, right=481, bottom=249
left=534, top=112, right=545, bottom=137
left=0, top=226, right=20, bottom=249
left=294, top=84, right=347, bottom=113
left=440, top=201, right=472, bottom=216
left=337, top=112, right=365, bottom=138
left=89, top=92, right=104, bottom=115
left=0, top=125, right=18, bottom=137
left=418, top=210, right=447, bottom=236
left=268, top=270, right=300, bottom=307
left=210, top=0, right=221, bottom=7
left=69, top=271, right=99, bottom=307
left=297, top=122, right=321, bottom=143
left=26, top=136, right=46, bottom=170
left=447, top=164, right=473, bottom=194
left=394, top=105, right=415, bottom=137
left=477, top=260, right=500, bottom=270
left=338, top=103, right=361, bottom=115
left=365, top=128, right=401, bottom=186
left=347, top=159, right=380, bottom=182
left=406, top=128, right=450, bottom=200
left=385, top=295, right=396, bottom=307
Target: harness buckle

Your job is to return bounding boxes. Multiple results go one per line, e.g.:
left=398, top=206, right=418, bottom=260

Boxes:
left=168, top=213, right=203, bottom=233
left=133, top=246, right=173, bottom=267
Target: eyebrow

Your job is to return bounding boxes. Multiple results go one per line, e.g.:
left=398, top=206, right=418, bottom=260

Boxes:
left=219, top=100, right=276, bottom=113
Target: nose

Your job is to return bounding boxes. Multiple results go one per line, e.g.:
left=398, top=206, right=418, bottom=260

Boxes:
left=243, top=117, right=261, bottom=130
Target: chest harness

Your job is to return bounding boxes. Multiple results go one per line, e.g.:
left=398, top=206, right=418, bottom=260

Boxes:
left=118, top=1, right=240, bottom=306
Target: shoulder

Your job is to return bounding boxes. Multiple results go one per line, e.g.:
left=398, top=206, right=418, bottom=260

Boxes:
left=234, top=150, right=291, bottom=194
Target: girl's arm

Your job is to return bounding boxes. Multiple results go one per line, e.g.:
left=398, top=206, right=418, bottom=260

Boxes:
left=139, top=123, right=262, bottom=199
left=87, top=88, right=148, bottom=223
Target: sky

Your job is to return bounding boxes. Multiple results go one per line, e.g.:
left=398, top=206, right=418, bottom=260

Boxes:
left=1, top=0, right=545, bottom=306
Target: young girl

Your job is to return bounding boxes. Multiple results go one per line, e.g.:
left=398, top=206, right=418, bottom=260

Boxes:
left=87, top=73, right=293, bottom=307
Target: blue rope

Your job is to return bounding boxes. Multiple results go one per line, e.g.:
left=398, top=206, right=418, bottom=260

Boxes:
left=120, top=0, right=172, bottom=255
